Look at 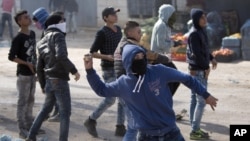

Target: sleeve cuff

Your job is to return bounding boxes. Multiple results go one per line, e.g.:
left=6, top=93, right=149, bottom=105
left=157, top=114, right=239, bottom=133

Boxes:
left=203, top=91, right=210, bottom=99
left=70, top=67, right=78, bottom=75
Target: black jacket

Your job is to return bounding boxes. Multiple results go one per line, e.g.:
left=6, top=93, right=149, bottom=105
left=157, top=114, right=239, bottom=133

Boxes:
left=187, top=8, right=214, bottom=70
left=37, top=28, right=77, bottom=89
left=186, top=30, right=214, bottom=70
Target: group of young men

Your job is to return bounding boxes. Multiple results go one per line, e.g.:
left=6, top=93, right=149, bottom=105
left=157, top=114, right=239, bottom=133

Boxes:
left=7, top=3, right=218, bottom=141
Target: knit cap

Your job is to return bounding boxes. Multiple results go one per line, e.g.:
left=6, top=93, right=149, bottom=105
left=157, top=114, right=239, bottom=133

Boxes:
left=32, top=7, right=49, bottom=29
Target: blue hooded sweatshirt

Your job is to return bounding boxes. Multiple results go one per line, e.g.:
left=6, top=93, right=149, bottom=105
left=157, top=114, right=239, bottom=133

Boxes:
left=86, top=45, right=210, bottom=136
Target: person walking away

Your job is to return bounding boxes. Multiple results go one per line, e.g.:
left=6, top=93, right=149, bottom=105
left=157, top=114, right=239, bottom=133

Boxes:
left=0, top=0, right=16, bottom=40
left=64, top=0, right=78, bottom=33
left=114, top=21, right=172, bottom=141
left=83, top=44, right=218, bottom=141
left=151, top=4, right=182, bottom=55
left=186, top=8, right=218, bottom=140
left=8, top=10, right=36, bottom=139
left=25, top=13, right=80, bottom=141
left=83, top=7, right=126, bottom=137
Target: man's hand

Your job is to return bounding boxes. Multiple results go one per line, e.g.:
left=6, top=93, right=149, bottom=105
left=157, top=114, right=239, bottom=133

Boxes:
left=26, top=62, right=35, bottom=74
left=206, top=95, right=218, bottom=111
left=84, top=54, right=93, bottom=70
left=211, top=59, right=217, bottom=70
left=73, top=72, right=80, bottom=81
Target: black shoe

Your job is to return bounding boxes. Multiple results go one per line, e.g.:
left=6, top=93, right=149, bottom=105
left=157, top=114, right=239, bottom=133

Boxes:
left=176, top=109, right=187, bottom=120
left=115, top=124, right=126, bottom=137
left=19, top=128, right=29, bottom=139
left=84, top=117, right=98, bottom=137
left=36, top=129, right=46, bottom=135
left=25, top=137, right=36, bottom=141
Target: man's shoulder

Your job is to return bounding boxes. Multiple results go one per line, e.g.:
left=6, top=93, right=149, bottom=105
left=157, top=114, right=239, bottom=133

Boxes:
left=189, top=31, right=199, bottom=37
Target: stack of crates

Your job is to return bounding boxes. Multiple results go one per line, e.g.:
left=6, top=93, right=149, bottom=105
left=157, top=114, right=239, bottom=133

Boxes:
left=221, top=36, right=241, bottom=59
left=241, top=19, right=250, bottom=60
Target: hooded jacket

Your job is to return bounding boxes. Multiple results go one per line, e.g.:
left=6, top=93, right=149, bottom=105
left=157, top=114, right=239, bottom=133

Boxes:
left=186, top=8, right=214, bottom=70
left=86, top=45, right=210, bottom=136
left=151, top=4, right=175, bottom=54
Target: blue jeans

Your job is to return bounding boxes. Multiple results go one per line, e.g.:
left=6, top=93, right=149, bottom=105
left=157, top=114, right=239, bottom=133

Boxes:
left=0, top=13, right=13, bottom=39
left=28, top=79, right=71, bottom=141
left=138, top=127, right=185, bottom=141
left=122, top=101, right=138, bottom=141
left=189, top=70, right=207, bottom=132
left=90, top=67, right=125, bottom=125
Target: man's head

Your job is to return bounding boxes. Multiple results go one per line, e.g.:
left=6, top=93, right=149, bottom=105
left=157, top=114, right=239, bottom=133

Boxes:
left=45, top=12, right=66, bottom=33
left=191, top=8, right=207, bottom=29
left=102, top=7, right=120, bottom=23
left=124, top=21, right=142, bottom=42
left=14, top=10, right=32, bottom=27
left=158, top=4, right=176, bottom=28
left=32, top=7, right=49, bottom=30
left=122, top=45, right=147, bottom=75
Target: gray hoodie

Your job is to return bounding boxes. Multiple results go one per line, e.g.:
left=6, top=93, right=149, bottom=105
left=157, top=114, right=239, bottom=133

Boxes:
left=151, top=4, right=175, bottom=54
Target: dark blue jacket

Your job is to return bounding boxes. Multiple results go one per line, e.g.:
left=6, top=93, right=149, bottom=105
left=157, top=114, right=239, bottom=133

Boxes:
left=186, top=8, right=214, bottom=70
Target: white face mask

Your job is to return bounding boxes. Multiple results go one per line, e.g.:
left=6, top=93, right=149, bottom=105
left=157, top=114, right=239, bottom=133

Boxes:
left=48, top=22, right=66, bottom=33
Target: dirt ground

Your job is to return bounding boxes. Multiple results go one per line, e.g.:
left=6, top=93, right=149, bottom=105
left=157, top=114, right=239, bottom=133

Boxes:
left=0, top=28, right=250, bottom=141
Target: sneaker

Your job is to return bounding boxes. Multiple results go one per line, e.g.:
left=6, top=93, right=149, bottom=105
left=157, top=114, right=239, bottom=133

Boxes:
left=190, top=129, right=209, bottom=140
left=84, top=117, right=98, bottom=137
left=47, top=114, right=60, bottom=122
left=115, top=124, right=126, bottom=137
left=19, top=128, right=29, bottom=139
left=176, top=109, right=187, bottom=121
left=196, top=129, right=209, bottom=137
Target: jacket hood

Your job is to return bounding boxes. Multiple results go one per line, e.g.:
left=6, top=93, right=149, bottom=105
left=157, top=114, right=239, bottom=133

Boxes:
left=122, top=45, right=146, bottom=75
left=158, top=4, right=175, bottom=23
left=207, top=11, right=222, bottom=25
left=190, top=8, right=204, bottom=29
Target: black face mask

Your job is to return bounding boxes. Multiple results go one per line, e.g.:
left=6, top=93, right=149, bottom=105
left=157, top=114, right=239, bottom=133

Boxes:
left=131, top=58, right=147, bottom=75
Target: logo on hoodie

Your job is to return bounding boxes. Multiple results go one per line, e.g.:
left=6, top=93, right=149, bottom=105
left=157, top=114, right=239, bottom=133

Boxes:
left=148, top=78, right=161, bottom=96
